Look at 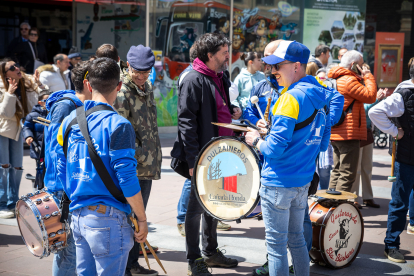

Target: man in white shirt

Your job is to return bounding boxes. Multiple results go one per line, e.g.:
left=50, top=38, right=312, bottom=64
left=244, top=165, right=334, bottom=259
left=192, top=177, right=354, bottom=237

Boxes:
left=368, top=69, right=414, bottom=264
left=39, top=54, right=70, bottom=93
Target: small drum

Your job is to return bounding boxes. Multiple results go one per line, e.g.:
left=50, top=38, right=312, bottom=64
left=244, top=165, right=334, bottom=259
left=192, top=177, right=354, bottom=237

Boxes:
left=194, top=136, right=261, bottom=221
left=309, top=199, right=364, bottom=268
left=15, top=189, right=69, bottom=258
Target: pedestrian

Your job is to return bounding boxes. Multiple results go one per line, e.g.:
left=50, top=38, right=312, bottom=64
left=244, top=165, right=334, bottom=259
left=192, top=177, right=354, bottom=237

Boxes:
left=14, top=27, right=47, bottom=74
left=328, top=50, right=377, bottom=194
left=232, top=52, right=265, bottom=118
left=0, top=58, right=47, bottom=219
left=308, top=44, right=330, bottom=68
left=306, top=62, right=319, bottom=76
left=113, top=44, right=161, bottom=276
left=170, top=33, right=241, bottom=276
left=7, top=22, right=31, bottom=59
left=68, top=46, right=82, bottom=90
left=368, top=60, right=414, bottom=263
left=338, top=48, right=348, bottom=61
left=55, top=57, right=148, bottom=276
left=22, top=90, right=49, bottom=161
left=246, top=40, right=331, bottom=276
left=39, top=54, right=71, bottom=93
left=43, top=60, right=93, bottom=275
left=316, top=68, right=326, bottom=80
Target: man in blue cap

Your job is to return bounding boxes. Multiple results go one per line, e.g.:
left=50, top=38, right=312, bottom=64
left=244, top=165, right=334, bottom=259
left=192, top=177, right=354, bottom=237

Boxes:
left=245, top=40, right=331, bottom=276
left=113, top=45, right=161, bottom=276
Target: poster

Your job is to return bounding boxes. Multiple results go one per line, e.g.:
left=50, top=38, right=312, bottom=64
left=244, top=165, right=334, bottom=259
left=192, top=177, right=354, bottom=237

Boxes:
left=302, top=0, right=366, bottom=63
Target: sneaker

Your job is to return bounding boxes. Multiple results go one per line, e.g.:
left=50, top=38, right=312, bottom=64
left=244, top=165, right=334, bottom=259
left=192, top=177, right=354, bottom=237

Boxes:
left=407, top=224, right=414, bottom=235
left=204, top=249, right=238, bottom=268
left=178, top=223, right=186, bottom=237
left=363, top=199, right=380, bottom=208
left=188, top=258, right=212, bottom=276
left=130, top=263, right=159, bottom=275
left=217, top=221, right=231, bottom=231
left=289, top=265, right=294, bottom=275
left=139, top=244, right=159, bottom=255
left=0, top=210, right=15, bottom=219
left=252, top=261, right=268, bottom=276
left=384, top=248, right=405, bottom=263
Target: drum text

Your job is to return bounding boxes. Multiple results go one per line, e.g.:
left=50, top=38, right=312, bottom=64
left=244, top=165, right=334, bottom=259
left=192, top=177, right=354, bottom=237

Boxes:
left=207, top=146, right=248, bottom=163
left=330, top=209, right=358, bottom=224
left=209, top=193, right=246, bottom=203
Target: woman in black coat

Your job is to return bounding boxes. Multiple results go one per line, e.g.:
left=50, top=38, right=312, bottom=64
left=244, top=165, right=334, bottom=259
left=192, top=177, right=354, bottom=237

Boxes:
left=14, top=28, right=47, bottom=74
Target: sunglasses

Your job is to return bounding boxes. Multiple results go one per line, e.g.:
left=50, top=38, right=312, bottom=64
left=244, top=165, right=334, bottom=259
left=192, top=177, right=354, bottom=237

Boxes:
left=272, top=61, right=295, bottom=71
left=5, top=63, right=20, bottom=73
left=29, top=33, right=38, bottom=37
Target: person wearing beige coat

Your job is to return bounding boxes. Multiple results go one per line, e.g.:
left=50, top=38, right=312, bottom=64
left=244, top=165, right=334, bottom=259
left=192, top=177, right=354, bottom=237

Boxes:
left=0, top=58, right=48, bottom=219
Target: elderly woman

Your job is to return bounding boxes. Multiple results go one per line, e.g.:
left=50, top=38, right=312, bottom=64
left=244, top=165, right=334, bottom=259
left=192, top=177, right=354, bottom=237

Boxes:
left=0, top=58, right=47, bottom=219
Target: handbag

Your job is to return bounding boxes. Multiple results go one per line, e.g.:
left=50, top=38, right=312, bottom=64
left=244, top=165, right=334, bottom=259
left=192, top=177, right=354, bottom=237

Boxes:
left=360, top=127, right=374, bottom=148
left=28, top=42, right=44, bottom=71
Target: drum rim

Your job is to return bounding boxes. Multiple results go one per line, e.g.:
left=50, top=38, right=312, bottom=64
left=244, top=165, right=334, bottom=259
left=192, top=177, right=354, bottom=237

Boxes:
left=311, top=201, right=364, bottom=269
left=193, top=136, right=261, bottom=222
left=15, top=191, right=50, bottom=258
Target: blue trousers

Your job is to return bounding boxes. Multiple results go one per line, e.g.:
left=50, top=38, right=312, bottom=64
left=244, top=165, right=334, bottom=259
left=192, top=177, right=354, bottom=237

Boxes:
left=384, top=161, right=414, bottom=249
left=177, top=178, right=191, bottom=224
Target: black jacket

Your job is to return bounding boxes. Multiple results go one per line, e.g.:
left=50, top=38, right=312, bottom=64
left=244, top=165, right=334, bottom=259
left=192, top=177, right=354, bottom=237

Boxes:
left=395, top=88, right=414, bottom=166
left=13, top=41, right=48, bottom=74
left=22, top=105, right=48, bottom=159
left=171, top=70, right=236, bottom=176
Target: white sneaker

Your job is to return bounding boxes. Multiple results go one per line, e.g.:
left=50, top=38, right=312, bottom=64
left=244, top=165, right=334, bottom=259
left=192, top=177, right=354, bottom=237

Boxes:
left=0, top=210, right=15, bottom=219
left=407, top=224, right=414, bottom=235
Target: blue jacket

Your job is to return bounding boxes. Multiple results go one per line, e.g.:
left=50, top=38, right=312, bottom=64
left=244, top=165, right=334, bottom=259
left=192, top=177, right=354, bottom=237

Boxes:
left=148, top=67, right=156, bottom=85
left=22, top=105, right=48, bottom=159
left=259, top=76, right=331, bottom=188
left=43, top=90, right=83, bottom=193
left=244, top=76, right=282, bottom=125
left=56, top=101, right=140, bottom=214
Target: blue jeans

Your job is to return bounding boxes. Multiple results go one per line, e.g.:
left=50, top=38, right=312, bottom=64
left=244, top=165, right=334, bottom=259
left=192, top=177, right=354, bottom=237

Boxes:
left=260, top=183, right=310, bottom=276
left=318, top=166, right=331, bottom=190
left=410, top=189, right=414, bottom=226
left=72, top=205, right=134, bottom=276
left=177, top=178, right=191, bottom=224
left=384, top=161, right=414, bottom=249
left=0, top=133, right=23, bottom=210
left=52, top=192, right=77, bottom=276
left=303, top=204, right=312, bottom=253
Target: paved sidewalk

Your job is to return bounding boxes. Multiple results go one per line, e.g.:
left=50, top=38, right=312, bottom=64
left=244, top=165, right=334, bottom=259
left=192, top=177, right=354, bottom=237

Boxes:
left=0, top=134, right=413, bottom=275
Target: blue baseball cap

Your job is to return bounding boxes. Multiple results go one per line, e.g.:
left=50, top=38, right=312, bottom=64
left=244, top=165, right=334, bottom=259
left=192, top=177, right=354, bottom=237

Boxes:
left=262, top=40, right=310, bottom=65
left=127, top=45, right=155, bottom=71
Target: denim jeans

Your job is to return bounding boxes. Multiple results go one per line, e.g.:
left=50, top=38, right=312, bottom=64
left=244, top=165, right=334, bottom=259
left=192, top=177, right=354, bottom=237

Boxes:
left=177, top=178, right=191, bottom=224
left=126, top=179, right=152, bottom=271
left=72, top=205, right=134, bottom=276
left=0, top=133, right=23, bottom=210
left=410, top=189, right=414, bottom=226
left=317, top=166, right=331, bottom=190
left=303, top=204, right=312, bottom=253
left=384, top=161, right=414, bottom=249
left=260, top=183, right=310, bottom=276
left=52, top=192, right=77, bottom=276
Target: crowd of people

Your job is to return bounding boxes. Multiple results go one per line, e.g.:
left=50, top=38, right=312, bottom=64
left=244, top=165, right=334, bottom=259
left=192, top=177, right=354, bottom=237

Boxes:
left=0, top=22, right=413, bottom=276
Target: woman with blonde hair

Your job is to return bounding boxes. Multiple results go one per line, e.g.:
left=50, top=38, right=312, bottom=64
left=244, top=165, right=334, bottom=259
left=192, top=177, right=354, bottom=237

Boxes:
left=306, top=62, right=319, bottom=76
left=0, top=58, right=47, bottom=219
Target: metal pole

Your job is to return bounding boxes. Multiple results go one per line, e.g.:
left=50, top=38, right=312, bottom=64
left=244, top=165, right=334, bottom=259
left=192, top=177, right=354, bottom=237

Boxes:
left=146, top=0, right=150, bottom=47
left=72, top=0, right=76, bottom=47
left=229, top=0, right=234, bottom=79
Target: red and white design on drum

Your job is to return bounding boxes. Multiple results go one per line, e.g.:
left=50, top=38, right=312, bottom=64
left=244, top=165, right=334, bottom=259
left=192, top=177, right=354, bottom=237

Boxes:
left=323, top=204, right=362, bottom=267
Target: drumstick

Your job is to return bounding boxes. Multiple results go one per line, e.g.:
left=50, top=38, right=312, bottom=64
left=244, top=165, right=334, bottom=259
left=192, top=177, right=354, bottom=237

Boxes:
left=33, top=119, right=49, bottom=127
left=144, top=240, right=167, bottom=274
left=388, top=136, right=397, bottom=182
left=131, top=217, right=151, bottom=270
left=250, top=96, right=267, bottom=126
left=37, top=117, right=51, bottom=123
left=263, top=97, right=272, bottom=123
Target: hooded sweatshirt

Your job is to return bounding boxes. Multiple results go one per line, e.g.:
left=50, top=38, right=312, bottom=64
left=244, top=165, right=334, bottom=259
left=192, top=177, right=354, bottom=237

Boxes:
left=192, top=58, right=233, bottom=136
left=232, top=68, right=266, bottom=110
left=259, top=75, right=331, bottom=188
left=308, top=55, right=324, bottom=69
left=44, top=90, right=83, bottom=192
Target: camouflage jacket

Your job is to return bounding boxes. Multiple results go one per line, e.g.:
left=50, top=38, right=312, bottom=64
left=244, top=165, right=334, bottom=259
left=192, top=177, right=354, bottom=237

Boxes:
left=113, top=67, right=162, bottom=180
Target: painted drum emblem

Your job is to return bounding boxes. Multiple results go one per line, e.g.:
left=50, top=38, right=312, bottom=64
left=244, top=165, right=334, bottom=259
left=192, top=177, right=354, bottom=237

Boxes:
left=195, top=137, right=261, bottom=221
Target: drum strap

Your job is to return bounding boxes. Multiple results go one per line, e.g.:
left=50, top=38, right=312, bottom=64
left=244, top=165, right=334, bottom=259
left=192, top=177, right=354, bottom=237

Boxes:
left=294, top=106, right=328, bottom=131
left=62, top=106, right=127, bottom=204
left=60, top=192, right=71, bottom=223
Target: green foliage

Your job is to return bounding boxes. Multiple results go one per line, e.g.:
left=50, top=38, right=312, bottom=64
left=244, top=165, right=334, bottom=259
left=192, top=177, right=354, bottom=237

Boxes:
left=156, top=80, right=178, bottom=127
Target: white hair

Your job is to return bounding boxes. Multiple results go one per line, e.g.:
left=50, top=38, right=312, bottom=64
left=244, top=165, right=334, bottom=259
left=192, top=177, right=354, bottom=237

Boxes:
left=339, top=50, right=363, bottom=68
left=20, top=22, right=31, bottom=29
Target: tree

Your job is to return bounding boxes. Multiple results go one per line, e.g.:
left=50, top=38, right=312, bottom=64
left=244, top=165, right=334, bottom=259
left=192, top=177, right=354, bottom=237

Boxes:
left=357, top=22, right=363, bottom=31
left=208, top=159, right=222, bottom=180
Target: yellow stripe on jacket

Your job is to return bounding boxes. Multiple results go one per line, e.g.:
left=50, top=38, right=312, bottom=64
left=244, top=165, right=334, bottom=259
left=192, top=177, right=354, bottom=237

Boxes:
left=57, top=124, right=64, bottom=147
left=272, top=90, right=300, bottom=120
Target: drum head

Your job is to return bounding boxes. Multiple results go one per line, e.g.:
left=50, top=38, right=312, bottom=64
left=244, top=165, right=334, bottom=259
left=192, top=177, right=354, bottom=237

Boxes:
left=16, top=200, right=45, bottom=257
left=194, top=137, right=261, bottom=221
left=322, top=202, right=363, bottom=267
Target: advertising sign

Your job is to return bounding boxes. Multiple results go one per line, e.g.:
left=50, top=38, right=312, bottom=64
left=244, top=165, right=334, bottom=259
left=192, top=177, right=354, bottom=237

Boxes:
left=303, top=0, right=366, bottom=62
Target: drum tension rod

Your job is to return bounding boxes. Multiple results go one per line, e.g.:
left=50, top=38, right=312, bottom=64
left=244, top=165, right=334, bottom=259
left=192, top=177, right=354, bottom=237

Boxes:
left=311, top=222, right=326, bottom=227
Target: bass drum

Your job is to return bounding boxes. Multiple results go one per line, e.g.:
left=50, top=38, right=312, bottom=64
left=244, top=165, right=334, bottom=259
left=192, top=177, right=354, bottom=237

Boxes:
left=194, top=136, right=261, bottom=221
left=309, top=200, right=364, bottom=269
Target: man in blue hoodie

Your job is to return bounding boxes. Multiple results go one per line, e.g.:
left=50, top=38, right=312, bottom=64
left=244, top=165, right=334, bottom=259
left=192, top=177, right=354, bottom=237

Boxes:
left=246, top=41, right=331, bottom=276
left=43, top=60, right=92, bottom=276
left=56, top=57, right=148, bottom=276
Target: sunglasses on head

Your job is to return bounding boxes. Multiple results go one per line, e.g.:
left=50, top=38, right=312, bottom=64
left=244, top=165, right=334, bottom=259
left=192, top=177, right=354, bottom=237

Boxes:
left=5, top=63, right=20, bottom=73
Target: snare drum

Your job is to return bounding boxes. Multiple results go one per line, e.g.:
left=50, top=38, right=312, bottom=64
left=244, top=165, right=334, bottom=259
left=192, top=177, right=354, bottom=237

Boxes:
left=309, top=199, right=364, bottom=268
left=194, top=136, right=261, bottom=221
left=15, top=189, right=69, bottom=258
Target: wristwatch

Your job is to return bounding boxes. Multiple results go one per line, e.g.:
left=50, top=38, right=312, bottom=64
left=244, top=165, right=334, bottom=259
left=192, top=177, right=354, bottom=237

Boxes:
left=252, top=137, right=262, bottom=148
